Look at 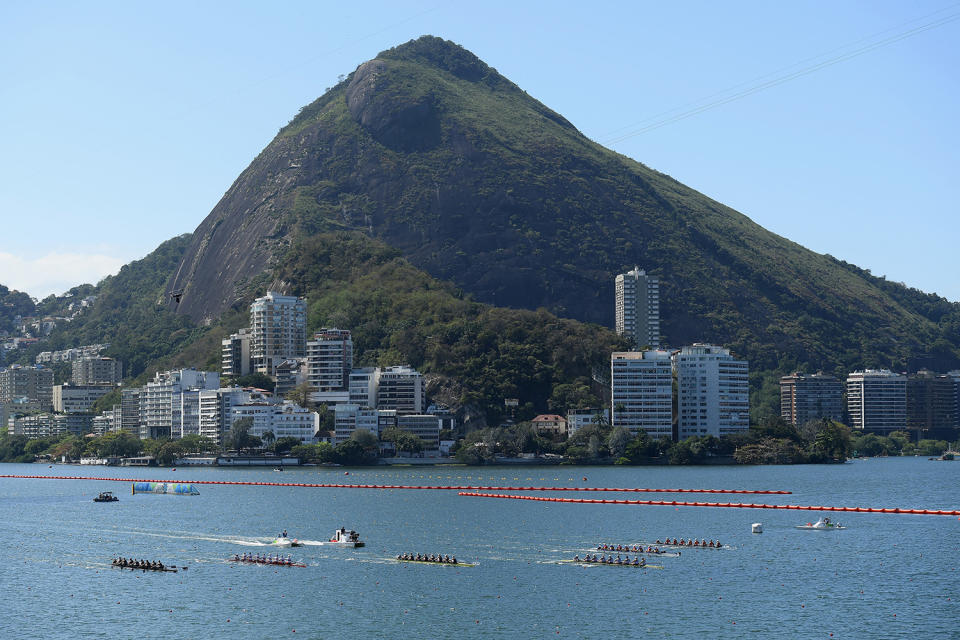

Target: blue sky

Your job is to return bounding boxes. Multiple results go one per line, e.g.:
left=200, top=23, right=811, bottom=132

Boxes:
left=2, top=1, right=958, bottom=301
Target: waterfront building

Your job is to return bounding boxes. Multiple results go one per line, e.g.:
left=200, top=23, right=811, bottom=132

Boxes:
left=92, top=405, right=122, bottom=435
left=13, top=412, right=93, bottom=438
left=0, top=365, right=54, bottom=411
left=566, top=408, right=607, bottom=436
left=53, top=384, right=114, bottom=414
left=906, top=370, right=956, bottom=432
left=139, top=369, right=220, bottom=440
left=221, top=328, right=252, bottom=377
left=71, top=357, right=122, bottom=385
left=348, top=367, right=380, bottom=407
left=780, top=373, right=844, bottom=426
left=249, top=292, right=307, bottom=376
left=673, top=344, right=750, bottom=439
left=532, top=414, right=567, bottom=437
left=614, top=266, right=660, bottom=349
left=610, top=351, right=674, bottom=439
left=950, top=371, right=960, bottom=429
left=846, top=370, right=906, bottom=434
left=197, top=387, right=276, bottom=444
left=306, top=329, right=353, bottom=392
left=333, top=403, right=382, bottom=444
left=229, top=400, right=318, bottom=444
left=427, top=404, right=457, bottom=434
left=397, top=414, right=442, bottom=448
left=376, top=365, right=425, bottom=415
left=120, top=388, right=141, bottom=433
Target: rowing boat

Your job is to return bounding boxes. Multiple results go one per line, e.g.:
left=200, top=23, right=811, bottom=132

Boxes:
left=396, top=559, right=475, bottom=567
left=112, top=564, right=177, bottom=573
left=593, top=547, right=680, bottom=557
left=561, top=560, right=663, bottom=569
left=229, top=557, right=306, bottom=568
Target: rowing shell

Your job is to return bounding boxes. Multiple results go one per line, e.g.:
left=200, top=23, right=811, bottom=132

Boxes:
left=396, top=559, right=476, bottom=567
left=593, top=549, right=680, bottom=558
left=794, top=525, right=846, bottom=530
left=561, top=560, right=664, bottom=569
left=229, top=558, right=306, bottom=567
left=112, top=564, right=177, bottom=573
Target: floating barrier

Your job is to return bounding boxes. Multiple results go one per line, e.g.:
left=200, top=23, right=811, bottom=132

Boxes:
left=0, top=476, right=788, bottom=494
left=456, top=492, right=960, bottom=516
left=132, top=482, right=199, bottom=495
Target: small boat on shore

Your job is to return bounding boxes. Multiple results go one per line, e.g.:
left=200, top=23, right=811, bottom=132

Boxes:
left=328, top=528, right=364, bottom=547
left=796, top=517, right=845, bottom=530
left=94, top=491, right=119, bottom=502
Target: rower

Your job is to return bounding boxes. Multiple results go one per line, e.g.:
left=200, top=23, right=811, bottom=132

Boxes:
left=638, top=558, right=646, bottom=567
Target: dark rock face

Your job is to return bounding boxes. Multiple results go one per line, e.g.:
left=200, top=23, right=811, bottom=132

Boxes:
left=346, top=60, right=441, bottom=153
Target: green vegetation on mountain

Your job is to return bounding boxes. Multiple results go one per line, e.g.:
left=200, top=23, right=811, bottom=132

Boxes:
left=160, top=35, right=960, bottom=421
left=275, top=231, right=627, bottom=424
left=14, top=235, right=202, bottom=381
left=0, top=285, right=36, bottom=336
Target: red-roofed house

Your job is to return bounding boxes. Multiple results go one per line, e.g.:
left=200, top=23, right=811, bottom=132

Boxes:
left=532, top=414, right=567, bottom=437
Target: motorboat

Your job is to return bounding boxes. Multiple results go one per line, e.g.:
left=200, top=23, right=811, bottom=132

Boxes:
left=94, top=491, right=119, bottom=502
left=271, top=535, right=303, bottom=547
left=328, top=528, right=364, bottom=547
left=795, top=516, right=845, bottom=530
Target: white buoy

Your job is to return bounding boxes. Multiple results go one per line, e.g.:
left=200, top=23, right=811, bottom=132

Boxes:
left=751, top=523, right=763, bottom=534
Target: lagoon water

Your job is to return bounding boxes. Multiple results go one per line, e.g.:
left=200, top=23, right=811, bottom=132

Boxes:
left=1, top=458, right=957, bottom=639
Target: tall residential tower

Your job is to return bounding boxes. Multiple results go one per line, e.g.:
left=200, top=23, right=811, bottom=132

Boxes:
left=249, top=291, right=306, bottom=376
left=615, top=267, right=659, bottom=349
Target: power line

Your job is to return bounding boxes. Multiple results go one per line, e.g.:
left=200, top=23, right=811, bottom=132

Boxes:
left=601, top=7, right=960, bottom=145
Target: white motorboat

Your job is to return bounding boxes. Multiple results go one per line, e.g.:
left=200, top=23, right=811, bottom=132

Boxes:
left=795, top=516, right=845, bottom=530
left=271, top=533, right=303, bottom=547
left=328, top=528, right=364, bottom=547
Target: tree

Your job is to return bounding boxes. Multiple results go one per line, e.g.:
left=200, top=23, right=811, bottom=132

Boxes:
left=349, top=429, right=379, bottom=451
left=261, top=430, right=276, bottom=448
left=315, top=404, right=335, bottom=439
left=285, top=382, right=315, bottom=409
left=230, top=372, right=275, bottom=392
left=812, top=420, right=852, bottom=461
left=225, top=417, right=258, bottom=452
left=90, top=431, right=142, bottom=458
left=381, top=427, right=425, bottom=455
left=334, top=440, right=367, bottom=465
left=606, top=427, right=632, bottom=458
left=272, top=437, right=301, bottom=455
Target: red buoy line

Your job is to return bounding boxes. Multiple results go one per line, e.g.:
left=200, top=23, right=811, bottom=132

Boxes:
left=456, top=492, right=960, bottom=516
left=0, top=475, right=790, bottom=494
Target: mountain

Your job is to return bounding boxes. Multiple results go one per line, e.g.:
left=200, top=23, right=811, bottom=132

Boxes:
left=12, top=36, right=952, bottom=422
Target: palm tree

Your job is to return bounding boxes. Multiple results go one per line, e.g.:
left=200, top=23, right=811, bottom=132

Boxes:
left=262, top=430, right=276, bottom=449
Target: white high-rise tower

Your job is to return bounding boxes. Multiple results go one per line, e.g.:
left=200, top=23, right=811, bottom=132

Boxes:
left=615, top=267, right=660, bottom=349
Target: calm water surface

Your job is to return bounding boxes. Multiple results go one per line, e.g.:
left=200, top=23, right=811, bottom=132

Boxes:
left=0, top=458, right=957, bottom=639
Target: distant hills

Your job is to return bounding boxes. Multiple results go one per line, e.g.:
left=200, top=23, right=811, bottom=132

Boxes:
left=7, top=36, right=960, bottom=423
